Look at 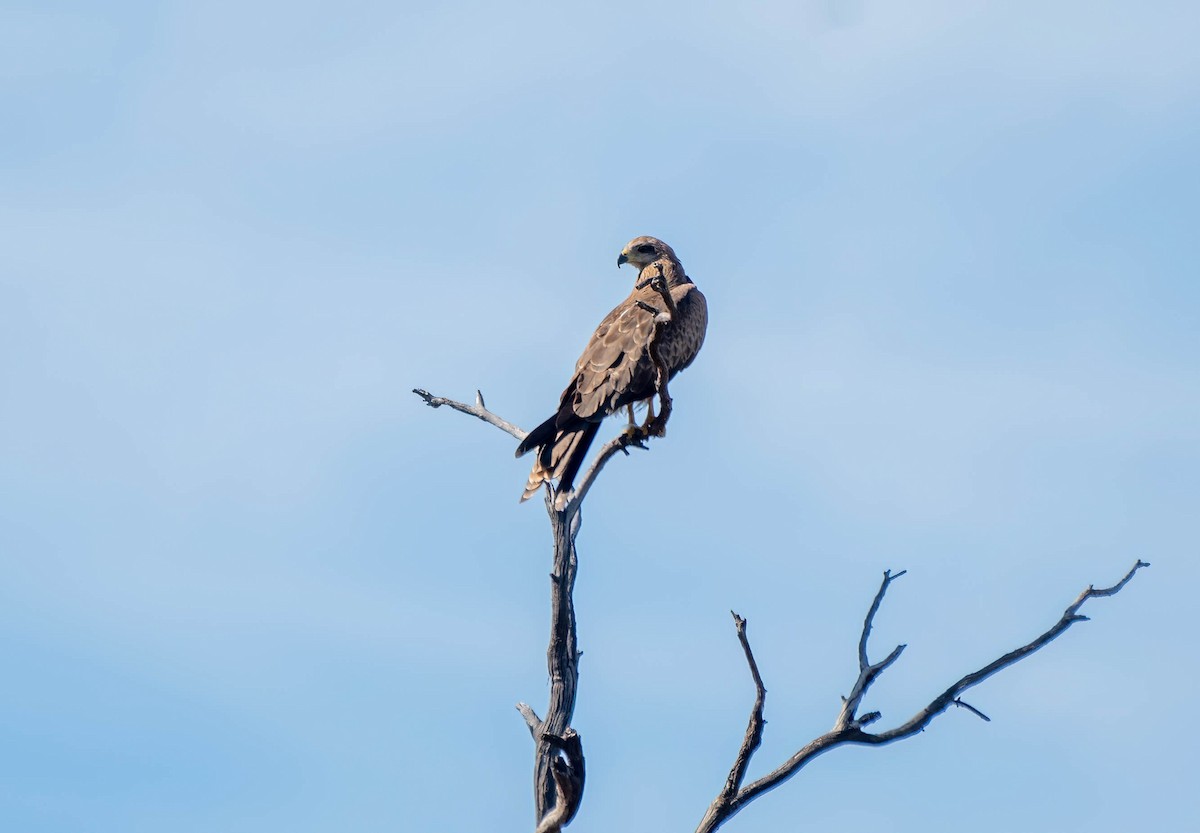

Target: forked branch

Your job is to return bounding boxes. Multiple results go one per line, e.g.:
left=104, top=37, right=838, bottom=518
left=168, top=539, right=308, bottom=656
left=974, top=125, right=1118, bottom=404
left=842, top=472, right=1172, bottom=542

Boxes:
left=414, top=384, right=670, bottom=832
left=696, top=560, right=1149, bottom=833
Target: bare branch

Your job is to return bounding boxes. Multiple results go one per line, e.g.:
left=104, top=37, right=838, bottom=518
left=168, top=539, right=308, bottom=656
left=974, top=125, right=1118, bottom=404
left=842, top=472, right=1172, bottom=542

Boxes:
left=412, top=388, right=527, bottom=440
left=722, top=613, right=767, bottom=801
left=517, top=702, right=543, bottom=738
left=1065, top=559, right=1149, bottom=616
left=564, top=428, right=650, bottom=514
left=836, top=570, right=907, bottom=732
left=858, top=569, right=906, bottom=670
left=694, top=612, right=772, bottom=833
left=534, top=730, right=586, bottom=833
left=415, top=385, right=581, bottom=830
left=695, top=561, right=1148, bottom=833
left=867, top=559, right=1151, bottom=745
left=522, top=509, right=583, bottom=829
left=952, top=698, right=991, bottom=722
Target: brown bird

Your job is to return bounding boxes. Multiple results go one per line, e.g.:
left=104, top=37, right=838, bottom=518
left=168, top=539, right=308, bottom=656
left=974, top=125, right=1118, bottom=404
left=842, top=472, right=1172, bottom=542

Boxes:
left=516, top=236, right=708, bottom=504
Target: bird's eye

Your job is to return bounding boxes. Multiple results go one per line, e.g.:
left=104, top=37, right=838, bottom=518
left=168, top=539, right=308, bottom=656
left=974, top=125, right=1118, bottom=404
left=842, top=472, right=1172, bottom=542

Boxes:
left=635, top=244, right=656, bottom=255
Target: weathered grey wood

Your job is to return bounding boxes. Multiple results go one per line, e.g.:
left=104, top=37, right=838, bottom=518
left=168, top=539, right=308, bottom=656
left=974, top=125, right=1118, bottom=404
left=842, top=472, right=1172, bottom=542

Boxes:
left=528, top=504, right=582, bottom=825
left=695, top=560, right=1149, bottom=833
left=418, top=386, right=672, bottom=831
left=413, top=386, right=1145, bottom=833
left=412, top=388, right=527, bottom=440
left=719, top=613, right=765, bottom=804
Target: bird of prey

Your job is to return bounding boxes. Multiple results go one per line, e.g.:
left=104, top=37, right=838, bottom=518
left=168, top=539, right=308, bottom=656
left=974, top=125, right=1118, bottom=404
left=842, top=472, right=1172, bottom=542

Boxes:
left=515, top=236, right=708, bottom=504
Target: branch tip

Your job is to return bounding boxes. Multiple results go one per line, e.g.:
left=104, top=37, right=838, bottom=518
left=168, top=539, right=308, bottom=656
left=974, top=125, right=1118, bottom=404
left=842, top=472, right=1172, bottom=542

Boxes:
left=697, top=561, right=1145, bottom=833
left=952, top=698, right=991, bottom=722
left=716, top=602, right=768, bottom=805
left=412, top=387, right=438, bottom=406
left=517, top=702, right=543, bottom=738
left=855, top=711, right=882, bottom=728
left=411, top=387, right=527, bottom=440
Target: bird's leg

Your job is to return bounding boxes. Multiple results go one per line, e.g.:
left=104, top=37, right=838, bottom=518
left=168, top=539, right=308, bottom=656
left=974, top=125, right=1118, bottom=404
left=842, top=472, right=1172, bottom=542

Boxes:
left=649, top=384, right=672, bottom=437
left=637, top=264, right=676, bottom=321
left=626, top=404, right=637, bottom=426
left=636, top=264, right=677, bottom=439
left=646, top=335, right=673, bottom=439
left=641, top=397, right=657, bottom=430
left=636, top=263, right=667, bottom=294
left=650, top=265, right=667, bottom=297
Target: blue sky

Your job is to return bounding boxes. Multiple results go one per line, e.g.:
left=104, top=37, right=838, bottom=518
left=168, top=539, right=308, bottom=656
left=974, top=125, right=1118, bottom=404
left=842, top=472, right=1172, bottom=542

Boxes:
left=1, top=1, right=1197, bottom=831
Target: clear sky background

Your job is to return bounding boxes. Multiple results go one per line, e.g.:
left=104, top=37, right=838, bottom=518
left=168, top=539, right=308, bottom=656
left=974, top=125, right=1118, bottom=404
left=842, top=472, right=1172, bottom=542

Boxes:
left=2, top=2, right=1197, bottom=831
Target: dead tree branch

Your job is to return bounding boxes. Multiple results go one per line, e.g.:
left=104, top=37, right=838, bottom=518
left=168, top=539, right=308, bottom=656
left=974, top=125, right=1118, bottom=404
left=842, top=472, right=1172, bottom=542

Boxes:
left=412, top=388, right=527, bottom=440
left=534, top=729, right=586, bottom=833
left=414, top=387, right=586, bottom=830
left=719, top=612, right=766, bottom=803
left=567, top=428, right=650, bottom=510
left=696, top=560, right=1149, bottom=833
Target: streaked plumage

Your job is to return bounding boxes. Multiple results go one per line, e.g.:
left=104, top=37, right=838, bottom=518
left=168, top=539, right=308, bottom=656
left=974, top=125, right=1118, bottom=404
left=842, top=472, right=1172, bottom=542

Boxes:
left=515, top=236, right=707, bottom=504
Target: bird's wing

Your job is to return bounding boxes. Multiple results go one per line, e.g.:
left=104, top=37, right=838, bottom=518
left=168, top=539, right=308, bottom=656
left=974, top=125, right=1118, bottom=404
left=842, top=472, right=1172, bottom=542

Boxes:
left=558, top=295, right=659, bottom=426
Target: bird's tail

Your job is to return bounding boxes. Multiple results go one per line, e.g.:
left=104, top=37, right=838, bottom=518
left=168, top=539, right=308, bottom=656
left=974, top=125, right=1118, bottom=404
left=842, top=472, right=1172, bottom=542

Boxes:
left=520, top=422, right=601, bottom=504
left=515, top=414, right=557, bottom=459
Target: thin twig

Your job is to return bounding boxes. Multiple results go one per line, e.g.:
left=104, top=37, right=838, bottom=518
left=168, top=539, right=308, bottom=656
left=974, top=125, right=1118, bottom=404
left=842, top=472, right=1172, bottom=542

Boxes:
left=836, top=570, right=907, bottom=731
left=952, top=698, right=991, bottom=722
left=565, top=428, right=650, bottom=515
left=867, top=559, right=1151, bottom=745
left=409, top=386, right=666, bottom=520
left=721, top=613, right=767, bottom=802
left=517, top=702, right=543, bottom=738
left=859, top=569, right=906, bottom=670
left=695, top=561, right=1148, bottom=833
left=412, top=388, right=527, bottom=440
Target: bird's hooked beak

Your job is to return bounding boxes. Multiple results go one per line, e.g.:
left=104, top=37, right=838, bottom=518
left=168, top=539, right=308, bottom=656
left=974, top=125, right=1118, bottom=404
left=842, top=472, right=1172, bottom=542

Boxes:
left=617, top=252, right=629, bottom=268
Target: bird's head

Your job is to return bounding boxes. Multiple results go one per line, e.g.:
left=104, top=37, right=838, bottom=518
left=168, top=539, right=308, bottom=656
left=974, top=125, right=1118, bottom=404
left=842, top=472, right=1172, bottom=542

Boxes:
left=617, top=236, right=676, bottom=270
